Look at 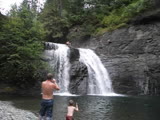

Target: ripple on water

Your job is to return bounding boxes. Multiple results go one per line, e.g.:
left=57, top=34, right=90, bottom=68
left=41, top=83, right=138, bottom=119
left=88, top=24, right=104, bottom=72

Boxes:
left=0, top=95, right=160, bottom=120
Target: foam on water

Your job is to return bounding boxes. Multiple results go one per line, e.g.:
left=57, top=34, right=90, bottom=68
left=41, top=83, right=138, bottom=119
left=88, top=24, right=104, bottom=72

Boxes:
left=88, top=93, right=125, bottom=97
left=54, top=92, right=79, bottom=96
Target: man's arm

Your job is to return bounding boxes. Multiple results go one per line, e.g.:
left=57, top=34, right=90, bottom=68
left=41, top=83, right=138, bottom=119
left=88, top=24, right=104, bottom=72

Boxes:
left=52, top=79, right=60, bottom=90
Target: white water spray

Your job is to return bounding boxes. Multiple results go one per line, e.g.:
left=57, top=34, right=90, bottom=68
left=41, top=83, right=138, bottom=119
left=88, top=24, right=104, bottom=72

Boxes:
left=44, top=43, right=116, bottom=96
left=79, top=48, right=113, bottom=95
left=44, top=43, right=71, bottom=94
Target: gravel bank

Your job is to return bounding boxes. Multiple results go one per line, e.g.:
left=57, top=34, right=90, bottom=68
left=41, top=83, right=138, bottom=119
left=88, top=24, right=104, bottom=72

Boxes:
left=0, top=101, right=38, bottom=120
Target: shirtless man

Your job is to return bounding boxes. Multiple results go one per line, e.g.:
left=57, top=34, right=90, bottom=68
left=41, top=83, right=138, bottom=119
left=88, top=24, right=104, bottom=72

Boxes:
left=39, top=73, right=60, bottom=120
left=66, top=100, right=79, bottom=120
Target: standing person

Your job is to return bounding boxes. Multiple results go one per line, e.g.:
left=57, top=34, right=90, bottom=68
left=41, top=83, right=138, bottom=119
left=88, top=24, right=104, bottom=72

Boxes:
left=39, top=73, right=60, bottom=120
left=66, top=41, right=72, bottom=47
left=66, top=100, right=79, bottom=120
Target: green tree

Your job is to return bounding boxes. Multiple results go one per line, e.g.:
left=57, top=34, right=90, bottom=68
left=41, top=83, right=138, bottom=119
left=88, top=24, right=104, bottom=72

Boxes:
left=0, top=1, right=45, bottom=88
left=40, top=0, right=71, bottom=43
left=40, top=0, right=150, bottom=43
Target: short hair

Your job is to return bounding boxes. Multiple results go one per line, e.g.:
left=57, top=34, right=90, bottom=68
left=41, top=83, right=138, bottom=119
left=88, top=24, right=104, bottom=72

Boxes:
left=69, top=100, right=74, bottom=106
left=47, top=73, right=53, bottom=80
left=66, top=41, right=71, bottom=45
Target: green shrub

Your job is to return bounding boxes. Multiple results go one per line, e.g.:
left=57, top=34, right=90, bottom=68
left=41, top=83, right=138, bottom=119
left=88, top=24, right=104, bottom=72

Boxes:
left=98, top=0, right=150, bottom=34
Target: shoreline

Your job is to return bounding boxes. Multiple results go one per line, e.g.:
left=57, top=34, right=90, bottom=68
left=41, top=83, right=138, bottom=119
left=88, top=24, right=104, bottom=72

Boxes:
left=0, top=101, right=38, bottom=120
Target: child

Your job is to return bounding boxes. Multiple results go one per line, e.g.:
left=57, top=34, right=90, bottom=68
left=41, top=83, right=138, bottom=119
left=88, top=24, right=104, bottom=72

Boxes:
left=66, top=100, right=79, bottom=120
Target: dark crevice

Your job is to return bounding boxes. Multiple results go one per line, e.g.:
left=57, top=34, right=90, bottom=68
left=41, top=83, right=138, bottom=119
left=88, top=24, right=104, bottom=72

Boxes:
left=128, top=9, right=160, bottom=25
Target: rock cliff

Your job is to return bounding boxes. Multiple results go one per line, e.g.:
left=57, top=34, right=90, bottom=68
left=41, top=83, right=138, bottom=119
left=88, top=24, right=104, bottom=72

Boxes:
left=70, top=8, right=160, bottom=95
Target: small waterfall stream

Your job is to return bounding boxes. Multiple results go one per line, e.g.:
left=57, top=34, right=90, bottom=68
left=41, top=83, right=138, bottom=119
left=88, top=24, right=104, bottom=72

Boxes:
left=44, top=43, right=114, bottom=95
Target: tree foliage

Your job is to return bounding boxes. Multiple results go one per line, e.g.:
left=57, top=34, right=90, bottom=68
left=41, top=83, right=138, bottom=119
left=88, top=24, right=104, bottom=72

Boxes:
left=0, top=1, right=45, bottom=88
left=40, top=0, right=150, bottom=42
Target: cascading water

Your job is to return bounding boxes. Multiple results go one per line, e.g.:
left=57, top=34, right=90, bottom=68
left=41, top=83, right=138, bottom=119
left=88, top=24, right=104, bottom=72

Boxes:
left=44, top=43, right=115, bottom=95
left=44, top=43, right=71, bottom=94
left=79, top=48, right=113, bottom=95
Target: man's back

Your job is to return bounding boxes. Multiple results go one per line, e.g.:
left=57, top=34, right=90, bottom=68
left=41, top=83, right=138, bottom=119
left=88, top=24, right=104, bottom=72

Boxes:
left=39, top=73, right=60, bottom=120
left=42, top=80, right=59, bottom=99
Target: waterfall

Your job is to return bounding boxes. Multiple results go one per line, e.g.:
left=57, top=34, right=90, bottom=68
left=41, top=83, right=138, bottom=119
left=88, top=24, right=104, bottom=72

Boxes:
left=44, top=43, right=71, bottom=94
left=44, top=43, right=115, bottom=95
left=79, top=48, right=113, bottom=95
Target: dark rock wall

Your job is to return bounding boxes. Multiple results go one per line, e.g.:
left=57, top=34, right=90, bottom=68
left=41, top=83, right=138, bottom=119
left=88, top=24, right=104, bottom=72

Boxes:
left=68, top=47, right=89, bottom=95
left=70, top=13, right=160, bottom=95
left=151, top=0, right=160, bottom=8
left=69, top=60, right=88, bottom=95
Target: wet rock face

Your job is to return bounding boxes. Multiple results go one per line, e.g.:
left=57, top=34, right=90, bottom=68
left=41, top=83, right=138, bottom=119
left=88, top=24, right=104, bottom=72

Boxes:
left=70, top=13, right=160, bottom=95
left=152, top=0, right=160, bottom=8
left=69, top=48, right=80, bottom=63
left=96, top=23, right=160, bottom=95
left=68, top=48, right=88, bottom=95
left=69, top=60, right=88, bottom=95
left=145, top=64, right=160, bottom=95
left=44, top=42, right=58, bottom=50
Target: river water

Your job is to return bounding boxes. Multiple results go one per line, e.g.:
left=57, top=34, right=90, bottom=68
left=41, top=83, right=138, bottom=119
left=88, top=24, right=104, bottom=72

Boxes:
left=0, top=95, right=160, bottom=120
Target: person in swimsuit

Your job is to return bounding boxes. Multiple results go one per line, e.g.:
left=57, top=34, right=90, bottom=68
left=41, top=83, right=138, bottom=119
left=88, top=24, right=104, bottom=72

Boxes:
left=39, top=73, right=60, bottom=120
left=66, top=100, right=79, bottom=120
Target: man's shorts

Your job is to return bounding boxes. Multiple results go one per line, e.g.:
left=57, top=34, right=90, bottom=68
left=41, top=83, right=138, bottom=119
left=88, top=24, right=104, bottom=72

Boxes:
left=39, top=99, right=54, bottom=119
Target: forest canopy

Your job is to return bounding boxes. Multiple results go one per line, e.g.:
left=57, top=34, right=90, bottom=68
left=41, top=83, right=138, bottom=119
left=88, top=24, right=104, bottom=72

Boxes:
left=40, top=0, right=150, bottom=42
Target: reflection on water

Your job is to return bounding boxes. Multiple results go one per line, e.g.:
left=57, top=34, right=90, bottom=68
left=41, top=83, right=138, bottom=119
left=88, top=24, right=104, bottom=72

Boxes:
left=0, top=95, right=160, bottom=120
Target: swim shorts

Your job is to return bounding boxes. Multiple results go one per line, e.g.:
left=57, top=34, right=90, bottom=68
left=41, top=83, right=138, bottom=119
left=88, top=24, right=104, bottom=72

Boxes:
left=66, top=115, right=74, bottom=120
left=39, top=99, right=54, bottom=119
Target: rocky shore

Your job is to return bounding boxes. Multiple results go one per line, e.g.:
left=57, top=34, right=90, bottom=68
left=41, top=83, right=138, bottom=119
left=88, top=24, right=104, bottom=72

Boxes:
left=0, top=101, right=38, bottom=120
